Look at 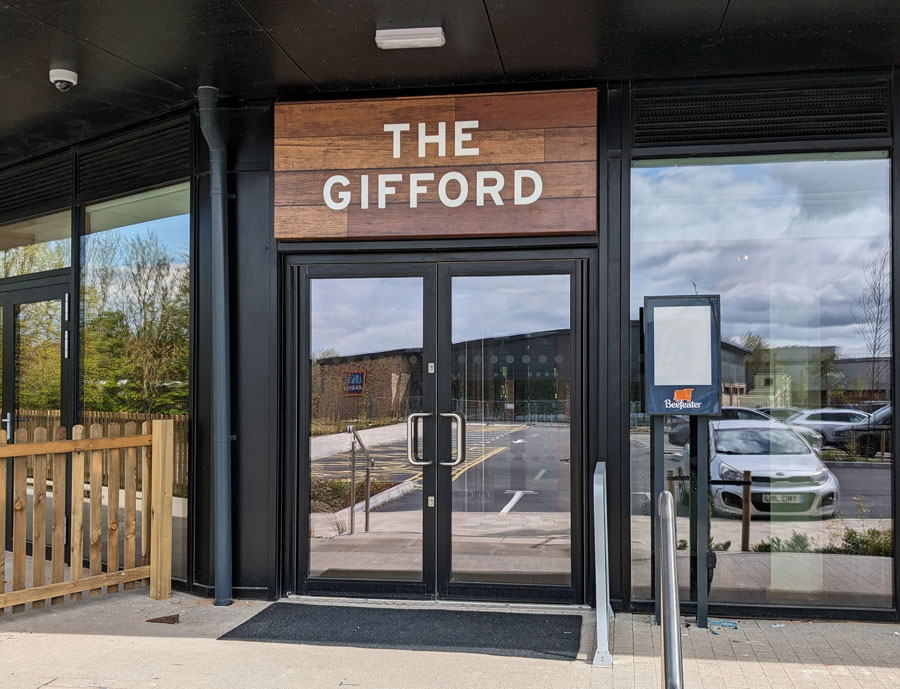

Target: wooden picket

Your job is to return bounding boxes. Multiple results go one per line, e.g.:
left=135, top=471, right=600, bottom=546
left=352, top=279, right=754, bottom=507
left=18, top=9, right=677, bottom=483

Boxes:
left=0, top=420, right=174, bottom=613
left=16, top=410, right=188, bottom=497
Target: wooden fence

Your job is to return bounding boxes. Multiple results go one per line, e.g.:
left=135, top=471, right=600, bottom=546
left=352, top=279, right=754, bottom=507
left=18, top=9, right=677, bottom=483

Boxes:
left=17, top=410, right=188, bottom=498
left=0, top=420, right=174, bottom=613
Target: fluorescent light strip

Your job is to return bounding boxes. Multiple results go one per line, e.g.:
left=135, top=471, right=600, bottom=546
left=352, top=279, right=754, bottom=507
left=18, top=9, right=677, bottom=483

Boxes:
left=375, top=27, right=445, bottom=50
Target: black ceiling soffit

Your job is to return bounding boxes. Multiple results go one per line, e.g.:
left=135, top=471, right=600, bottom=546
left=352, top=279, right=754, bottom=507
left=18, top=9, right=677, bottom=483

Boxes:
left=2, top=1, right=900, bottom=167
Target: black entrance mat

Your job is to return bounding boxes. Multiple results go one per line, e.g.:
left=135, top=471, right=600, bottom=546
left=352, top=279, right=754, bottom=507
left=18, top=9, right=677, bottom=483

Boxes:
left=219, top=603, right=582, bottom=660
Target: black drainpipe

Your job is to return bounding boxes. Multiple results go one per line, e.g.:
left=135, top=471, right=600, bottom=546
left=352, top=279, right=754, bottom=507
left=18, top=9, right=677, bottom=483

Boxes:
left=197, top=86, right=232, bottom=606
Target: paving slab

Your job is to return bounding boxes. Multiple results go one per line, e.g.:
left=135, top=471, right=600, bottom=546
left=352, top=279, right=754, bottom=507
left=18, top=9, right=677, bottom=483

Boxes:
left=1, top=590, right=900, bottom=689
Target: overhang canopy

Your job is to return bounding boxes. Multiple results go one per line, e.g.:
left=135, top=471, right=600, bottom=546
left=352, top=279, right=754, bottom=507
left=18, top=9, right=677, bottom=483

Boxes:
left=2, top=0, right=900, bottom=167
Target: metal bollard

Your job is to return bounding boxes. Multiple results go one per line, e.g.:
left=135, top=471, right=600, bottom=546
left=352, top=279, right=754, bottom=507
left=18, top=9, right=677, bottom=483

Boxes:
left=658, top=490, right=684, bottom=689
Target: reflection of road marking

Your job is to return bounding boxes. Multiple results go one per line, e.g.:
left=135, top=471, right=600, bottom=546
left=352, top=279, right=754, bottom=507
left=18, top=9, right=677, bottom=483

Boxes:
left=534, top=469, right=546, bottom=480
left=451, top=446, right=507, bottom=481
left=500, top=491, right=527, bottom=514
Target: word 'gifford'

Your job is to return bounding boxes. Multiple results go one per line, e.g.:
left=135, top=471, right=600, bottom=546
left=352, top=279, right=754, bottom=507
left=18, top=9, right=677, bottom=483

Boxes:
left=323, top=120, right=544, bottom=210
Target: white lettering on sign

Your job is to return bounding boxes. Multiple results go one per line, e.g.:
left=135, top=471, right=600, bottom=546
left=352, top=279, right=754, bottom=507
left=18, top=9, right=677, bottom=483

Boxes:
left=324, top=121, right=543, bottom=209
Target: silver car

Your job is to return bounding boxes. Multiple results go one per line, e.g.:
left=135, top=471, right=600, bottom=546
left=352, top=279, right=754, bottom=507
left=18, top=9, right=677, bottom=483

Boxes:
left=785, top=408, right=869, bottom=445
left=676, top=420, right=840, bottom=518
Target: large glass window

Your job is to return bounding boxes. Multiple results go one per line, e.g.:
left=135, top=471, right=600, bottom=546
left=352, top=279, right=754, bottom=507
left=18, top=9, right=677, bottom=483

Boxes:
left=0, top=210, right=71, bottom=277
left=82, top=182, right=190, bottom=580
left=630, top=153, right=893, bottom=608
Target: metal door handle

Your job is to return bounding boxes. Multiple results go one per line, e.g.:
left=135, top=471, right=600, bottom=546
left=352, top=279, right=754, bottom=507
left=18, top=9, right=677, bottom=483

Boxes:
left=1, top=412, right=11, bottom=442
left=406, top=412, right=432, bottom=466
left=440, top=412, right=466, bottom=467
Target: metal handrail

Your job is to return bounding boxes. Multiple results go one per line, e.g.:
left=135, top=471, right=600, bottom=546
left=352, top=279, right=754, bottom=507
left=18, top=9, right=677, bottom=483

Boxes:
left=347, top=425, right=375, bottom=534
left=592, top=462, right=613, bottom=667
left=658, top=490, right=684, bottom=689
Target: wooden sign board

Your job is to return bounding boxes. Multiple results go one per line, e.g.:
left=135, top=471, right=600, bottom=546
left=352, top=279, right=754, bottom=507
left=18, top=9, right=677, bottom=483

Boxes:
left=274, top=89, right=597, bottom=240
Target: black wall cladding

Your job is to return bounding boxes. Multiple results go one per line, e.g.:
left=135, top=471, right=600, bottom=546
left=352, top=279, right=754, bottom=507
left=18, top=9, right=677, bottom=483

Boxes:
left=0, top=153, right=72, bottom=225
left=633, top=81, right=891, bottom=147
left=77, top=117, right=191, bottom=203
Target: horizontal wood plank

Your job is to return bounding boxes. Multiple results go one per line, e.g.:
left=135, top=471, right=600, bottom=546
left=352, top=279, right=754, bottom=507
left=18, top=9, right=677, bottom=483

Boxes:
left=276, top=98, right=456, bottom=139
left=345, top=197, right=596, bottom=239
left=275, top=161, right=597, bottom=206
left=454, top=90, right=596, bottom=130
left=275, top=129, right=546, bottom=172
left=0, top=567, right=149, bottom=609
left=274, top=206, right=348, bottom=240
left=544, top=128, right=597, bottom=162
left=0, top=434, right=152, bottom=459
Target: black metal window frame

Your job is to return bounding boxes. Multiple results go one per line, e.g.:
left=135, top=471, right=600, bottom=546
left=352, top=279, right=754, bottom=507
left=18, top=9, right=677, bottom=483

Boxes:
left=0, top=111, right=198, bottom=593
left=617, top=70, right=900, bottom=622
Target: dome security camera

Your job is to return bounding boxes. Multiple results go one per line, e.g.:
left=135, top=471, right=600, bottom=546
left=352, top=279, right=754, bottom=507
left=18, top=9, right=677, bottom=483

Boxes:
left=49, top=68, right=78, bottom=92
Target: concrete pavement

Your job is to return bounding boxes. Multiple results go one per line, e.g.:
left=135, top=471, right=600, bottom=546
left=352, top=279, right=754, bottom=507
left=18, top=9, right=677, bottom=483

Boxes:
left=2, top=588, right=900, bottom=688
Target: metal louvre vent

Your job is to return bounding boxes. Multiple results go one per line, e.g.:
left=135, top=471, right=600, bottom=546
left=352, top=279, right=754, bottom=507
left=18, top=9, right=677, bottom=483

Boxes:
left=633, top=82, right=890, bottom=147
left=0, top=154, right=72, bottom=224
left=77, top=118, right=192, bottom=202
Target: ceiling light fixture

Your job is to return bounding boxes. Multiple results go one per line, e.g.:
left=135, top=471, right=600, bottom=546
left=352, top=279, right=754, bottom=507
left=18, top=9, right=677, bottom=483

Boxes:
left=375, top=27, right=445, bottom=50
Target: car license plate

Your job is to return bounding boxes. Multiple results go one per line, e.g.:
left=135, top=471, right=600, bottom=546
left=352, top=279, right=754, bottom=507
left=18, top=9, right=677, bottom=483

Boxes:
left=762, top=494, right=802, bottom=504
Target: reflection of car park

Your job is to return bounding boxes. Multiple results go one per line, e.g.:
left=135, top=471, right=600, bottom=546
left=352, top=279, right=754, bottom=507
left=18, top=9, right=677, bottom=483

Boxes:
left=668, top=406, right=823, bottom=450
left=755, top=406, right=802, bottom=421
left=668, top=407, right=769, bottom=446
left=682, top=420, right=840, bottom=518
left=833, top=405, right=892, bottom=457
left=785, top=408, right=869, bottom=445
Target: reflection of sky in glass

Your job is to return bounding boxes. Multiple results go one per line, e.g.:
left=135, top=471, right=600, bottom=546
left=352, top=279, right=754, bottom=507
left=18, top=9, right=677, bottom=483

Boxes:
left=452, top=274, right=570, bottom=343
left=310, top=277, right=423, bottom=357
left=86, top=214, right=189, bottom=262
left=631, top=157, right=891, bottom=356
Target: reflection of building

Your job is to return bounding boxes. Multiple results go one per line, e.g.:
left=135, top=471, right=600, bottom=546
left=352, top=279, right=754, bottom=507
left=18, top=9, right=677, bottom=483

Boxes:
left=741, top=373, right=792, bottom=408
left=314, top=329, right=571, bottom=424
left=313, top=347, right=423, bottom=421
left=832, top=357, right=892, bottom=402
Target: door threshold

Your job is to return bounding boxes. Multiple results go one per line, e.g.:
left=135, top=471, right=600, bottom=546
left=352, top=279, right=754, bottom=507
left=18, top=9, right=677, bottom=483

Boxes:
left=284, top=593, right=591, bottom=615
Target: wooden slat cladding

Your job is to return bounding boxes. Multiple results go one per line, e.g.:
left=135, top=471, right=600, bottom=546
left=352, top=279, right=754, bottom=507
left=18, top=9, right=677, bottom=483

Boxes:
left=274, top=90, right=597, bottom=241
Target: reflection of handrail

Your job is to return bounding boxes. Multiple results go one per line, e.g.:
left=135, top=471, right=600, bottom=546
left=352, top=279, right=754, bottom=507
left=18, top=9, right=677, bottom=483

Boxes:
left=347, top=425, right=375, bottom=533
left=592, top=462, right=613, bottom=667
left=658, top=490, right=684, bottom=688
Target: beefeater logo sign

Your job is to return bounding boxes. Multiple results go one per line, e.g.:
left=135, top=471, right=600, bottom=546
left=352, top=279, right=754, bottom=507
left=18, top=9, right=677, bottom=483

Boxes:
left=665, top=388, right=702, bottom=410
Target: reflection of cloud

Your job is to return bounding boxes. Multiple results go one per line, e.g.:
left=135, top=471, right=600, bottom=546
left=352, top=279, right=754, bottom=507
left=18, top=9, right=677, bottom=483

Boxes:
left=452, top=275, right=570, bottom=342
left=310, top=274, right=572, bottom=357
left=311, top=278, right=423, bottom=357
left=632, top=158, right=891, bottom=356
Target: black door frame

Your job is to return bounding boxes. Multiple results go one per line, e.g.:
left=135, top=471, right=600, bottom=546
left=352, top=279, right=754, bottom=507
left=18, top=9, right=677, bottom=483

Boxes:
left=1, top=276, right=72, bottom=557
left=282, top=248, right=596, bottom=604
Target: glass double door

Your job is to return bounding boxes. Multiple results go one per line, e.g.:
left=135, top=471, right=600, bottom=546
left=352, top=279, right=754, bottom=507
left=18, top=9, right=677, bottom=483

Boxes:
left=304, top=259, right=580, bottom=599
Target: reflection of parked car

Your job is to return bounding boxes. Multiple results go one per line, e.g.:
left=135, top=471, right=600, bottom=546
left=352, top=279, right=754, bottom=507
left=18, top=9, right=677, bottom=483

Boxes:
left=682, top=420, right=839, bottom=518
left=785, top=408, right=869, bottom=445
left=668, top=407, right=770, bottom=446
left=668, top=406, right=823, bottom=449
left=755, top=406, right=802, bottom=421
left=833, top=405, right=892, bottom=457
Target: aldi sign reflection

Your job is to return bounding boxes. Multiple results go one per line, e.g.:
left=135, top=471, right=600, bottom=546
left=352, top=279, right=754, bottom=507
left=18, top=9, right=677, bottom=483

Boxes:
left=344, top=370, right=366, bottom=396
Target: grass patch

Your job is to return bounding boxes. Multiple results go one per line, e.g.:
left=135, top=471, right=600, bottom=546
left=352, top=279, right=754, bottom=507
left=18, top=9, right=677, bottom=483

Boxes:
left=311, top=477, right=396, bottom=513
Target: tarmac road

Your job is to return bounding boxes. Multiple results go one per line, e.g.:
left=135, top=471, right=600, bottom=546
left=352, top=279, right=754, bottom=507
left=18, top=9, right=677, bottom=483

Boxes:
left=313, top=422, right=573, bottom=515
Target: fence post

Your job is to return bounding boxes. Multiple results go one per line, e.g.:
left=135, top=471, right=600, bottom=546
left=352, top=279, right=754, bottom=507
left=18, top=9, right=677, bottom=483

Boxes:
left=149, top=419, right=174, bottom=600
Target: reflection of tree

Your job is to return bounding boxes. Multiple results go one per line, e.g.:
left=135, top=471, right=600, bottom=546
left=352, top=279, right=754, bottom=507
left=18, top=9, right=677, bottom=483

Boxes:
left=742, top=331, right=771, bottom=383
left=853, top=243, right=891, bottom=395
left=82, top=229, right=189, bottom=414
left=0, top=240, right=69, bottom=279
left=17, top=300, right=61, bottom=409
